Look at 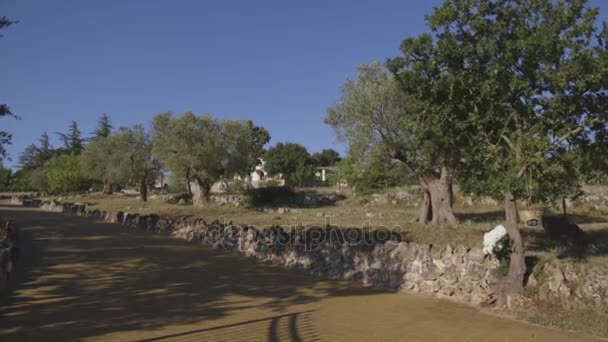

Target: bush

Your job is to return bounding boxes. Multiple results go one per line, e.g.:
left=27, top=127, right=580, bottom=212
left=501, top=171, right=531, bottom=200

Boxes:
left=246, top=186, right=296, bottom=207
left=493, top=235, right=513, bottom=276
left=46, top=154, right=94, bottom=195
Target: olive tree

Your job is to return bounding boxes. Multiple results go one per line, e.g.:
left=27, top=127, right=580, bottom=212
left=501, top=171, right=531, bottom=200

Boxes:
left=395, top=0, right=608, bottom=297
left=81, top=125, right=158, bottom=200
left=152, top=112, right=255, bottom=206
left=326, top=62, right=460, bottom=225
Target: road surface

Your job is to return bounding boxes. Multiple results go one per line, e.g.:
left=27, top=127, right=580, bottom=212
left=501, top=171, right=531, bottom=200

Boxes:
left=0, top=205, right=602, bottom=341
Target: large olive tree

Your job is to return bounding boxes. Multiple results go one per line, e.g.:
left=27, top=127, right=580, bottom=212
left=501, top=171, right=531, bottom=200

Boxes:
left=326, top=62, right=460, bottom=225
left=152, top=112, right=256, bottom=206
left=392, top=0, right=608, bottom=297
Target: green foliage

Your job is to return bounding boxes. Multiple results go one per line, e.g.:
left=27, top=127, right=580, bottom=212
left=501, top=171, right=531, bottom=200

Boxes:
left=0, top=106, right=16, bottom=161
left=6, top=169, right=31, bottom=191
left=92, top=113, right=113, bottom=140
left=0, top=163, right=12, bottom=191
left=17, top=144, right=39, bottom=170
left=152, top=112, right=259, bottom=187
left=248, top=121, right=271, bottom=170
left=29, top=167, right=49, bottom=192
left=325, top=61, right=460, bottom=200
left=493, top=236, right=513, bottom=277
left=45, top=154, right=93, bottom=195
left=167, top=171, right=189, bottom=193
left=290, top=163, right=317, bottom=187
left=18, top=132, right=55, bottom=170
left=338, top=154, right=413, bottom=195
left=263, top=142, right=314, bottom=184
left=312, top=149, right=341, bottom=167
left=57, top=121, right=85, bottom=154
left=397, top=0, right=608, bottom=203
left=81, top=125, right=157, bottom=187
left=246, top=186, right=296, bottom=207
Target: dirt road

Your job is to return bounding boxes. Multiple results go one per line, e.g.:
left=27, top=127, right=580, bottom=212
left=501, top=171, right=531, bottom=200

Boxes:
left=0, top=205, right=602, bottom=341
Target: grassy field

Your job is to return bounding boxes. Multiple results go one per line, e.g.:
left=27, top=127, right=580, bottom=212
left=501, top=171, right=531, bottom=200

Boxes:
left=56, top=185, right=608, bottom=265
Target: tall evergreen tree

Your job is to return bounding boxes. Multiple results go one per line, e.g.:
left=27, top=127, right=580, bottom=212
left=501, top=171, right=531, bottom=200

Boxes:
left=57, top=121, right=85, bottom=154
left=37, top=132, right=53, bottom=161
left=17, top=144, right=39, bottom=170
left=92, top=113, right=113, bottom=140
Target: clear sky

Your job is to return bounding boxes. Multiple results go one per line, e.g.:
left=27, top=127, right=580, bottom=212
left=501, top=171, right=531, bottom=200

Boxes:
left=2, top=0, right=607, bottom=169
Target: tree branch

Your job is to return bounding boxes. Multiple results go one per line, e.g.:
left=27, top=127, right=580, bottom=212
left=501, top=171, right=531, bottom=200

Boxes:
left=516, top=116, right=605, bottom=179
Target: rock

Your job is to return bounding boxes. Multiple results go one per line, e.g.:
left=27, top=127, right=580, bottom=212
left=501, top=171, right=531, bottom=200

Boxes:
left=401, top=272, right=421, bottom=291
left=365, top=212, right=384, bottom=219
left=526, top=272, right=538, bottom=288
left=480, top=197, right=499, bottom=206
left=467, top=247, right=485, bottom=264
left=395, top=191, right=416, bottom=201
left=466, top=263, right=487, bottom=281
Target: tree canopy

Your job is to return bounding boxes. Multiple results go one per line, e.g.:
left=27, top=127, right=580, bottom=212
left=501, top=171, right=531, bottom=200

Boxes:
left=81, top=124, right=157, bottom=199
left=312, top=149, right=341, bottom=167
left=57, top=121, right=85, bottom=154
left=326, top=62, right=460, bottom=224
left=91, top=113, right=113, bottom=140
left=387, top=0, right=608, bottom=296
left=152, top=112, right=258, bottom=206
left=45, top=154, right=93, bottom=195
left=263, top=142, right=315, bottom=186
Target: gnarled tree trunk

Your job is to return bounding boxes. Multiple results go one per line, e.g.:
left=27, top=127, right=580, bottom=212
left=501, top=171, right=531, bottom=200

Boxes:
left=139, top=176, right=148, bottom=202
left=102, top=180, right=113, bottom=195
left=424, top=166, right=458, bottom=225
left=392, top=150, right=457, bottom=225
left=186, top=168, right=192, bottom=195
left=191, top=175, right=211, bottom=207
left=497, top=192, right=526, bottom=299
left=418, top=180, right=432, bottom=224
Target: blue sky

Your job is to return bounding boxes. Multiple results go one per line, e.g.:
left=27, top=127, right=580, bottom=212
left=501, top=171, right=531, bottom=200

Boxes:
left=2, top=0, right=607, bottom=169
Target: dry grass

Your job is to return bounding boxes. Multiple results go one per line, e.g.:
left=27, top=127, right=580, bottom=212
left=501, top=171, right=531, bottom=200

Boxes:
left=522, top=301, right=608, bottom=338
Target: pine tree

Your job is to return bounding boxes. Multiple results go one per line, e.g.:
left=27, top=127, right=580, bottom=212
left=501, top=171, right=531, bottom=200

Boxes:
left=37, top=132, right=53, bottom=161
left=92, top=113, right=113, bottom=140
left=57, top=121, right=84, bottom=154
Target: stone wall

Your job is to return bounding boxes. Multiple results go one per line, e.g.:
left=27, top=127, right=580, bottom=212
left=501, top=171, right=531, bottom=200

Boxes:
left=0, top=217, right=18, bottom=292
left=530, top=260, right=608, bottom=306
left=27, top=200, right=608, bottom=307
